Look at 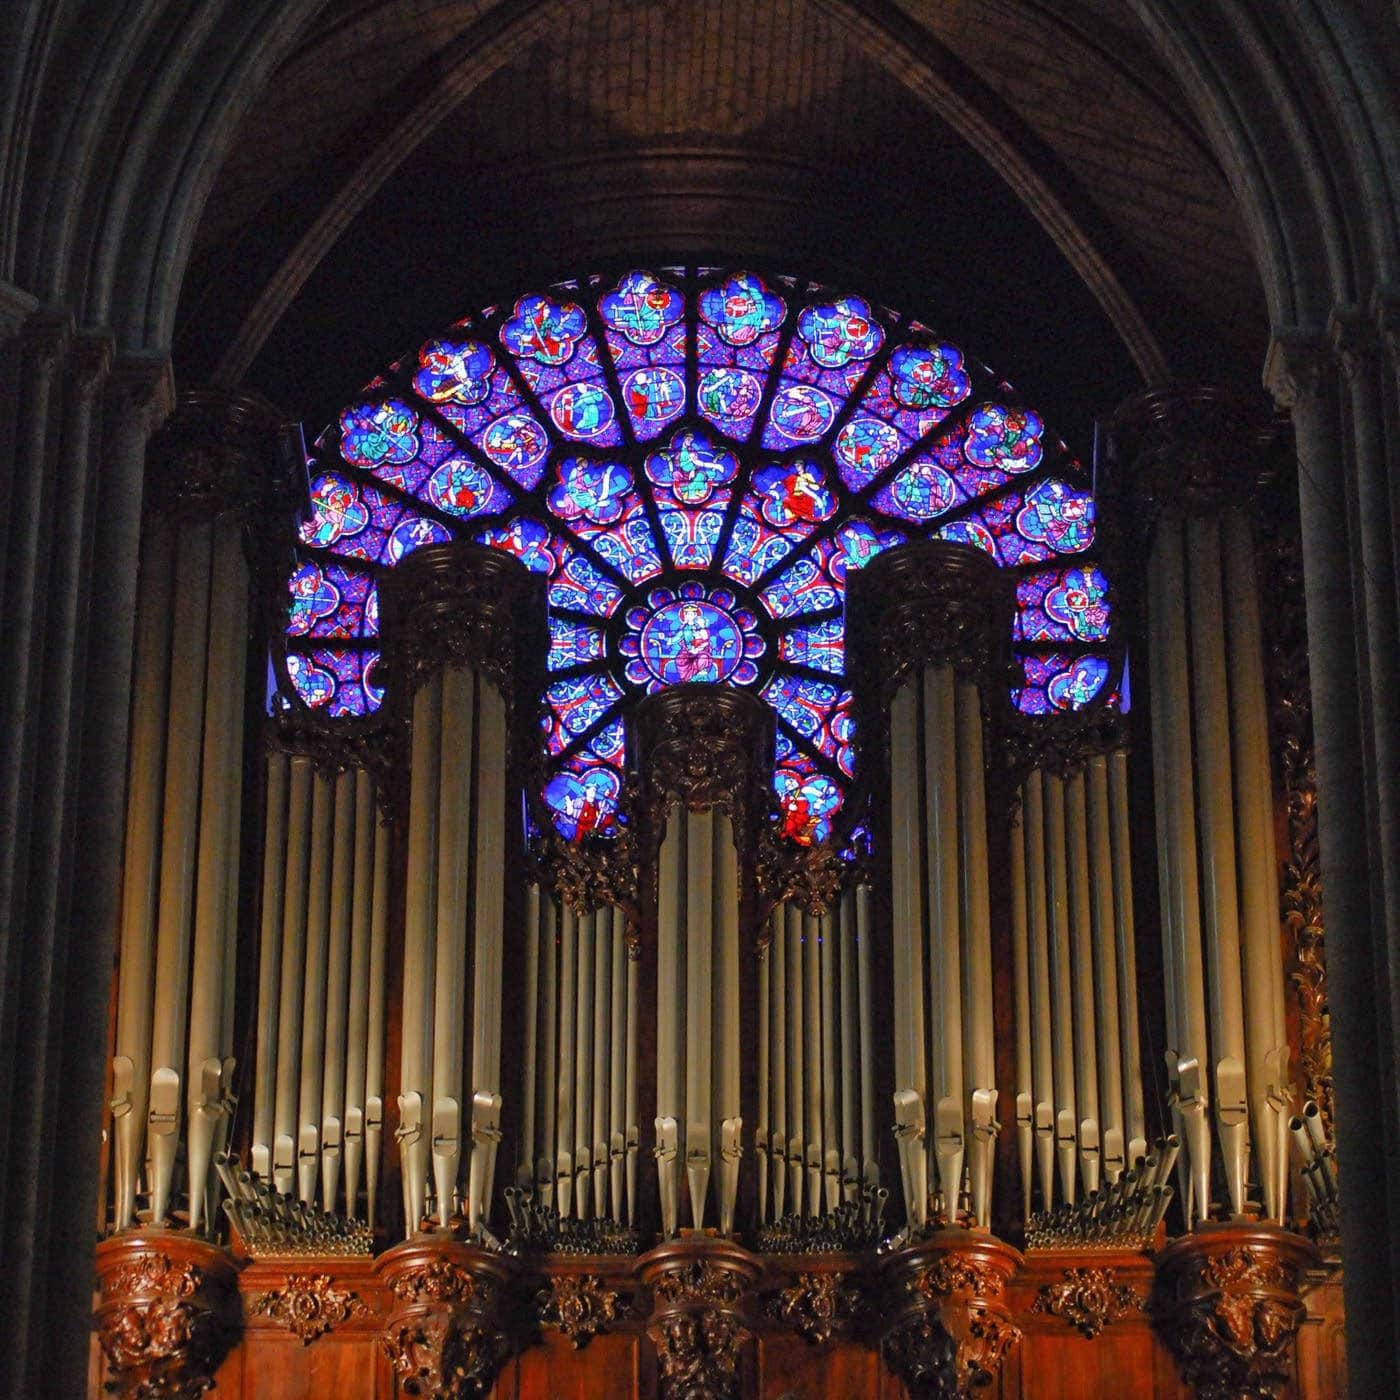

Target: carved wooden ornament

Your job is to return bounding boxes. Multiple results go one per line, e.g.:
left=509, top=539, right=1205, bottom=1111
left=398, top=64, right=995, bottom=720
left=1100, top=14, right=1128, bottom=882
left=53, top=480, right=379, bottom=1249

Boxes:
left=540, top=1273, right=623, bottom=1348
left=248, top=1272, right=371, bottom=1343
left=1033, top=1266, right=1144, bottom=1339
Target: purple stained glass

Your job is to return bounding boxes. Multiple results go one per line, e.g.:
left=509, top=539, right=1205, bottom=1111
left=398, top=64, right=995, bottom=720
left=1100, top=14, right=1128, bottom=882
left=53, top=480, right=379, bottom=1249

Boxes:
left=296, top=267, right=1115, bottom=849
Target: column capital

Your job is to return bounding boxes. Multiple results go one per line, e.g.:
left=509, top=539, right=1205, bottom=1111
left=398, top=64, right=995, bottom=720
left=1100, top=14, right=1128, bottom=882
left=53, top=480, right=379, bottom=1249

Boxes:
left=107, top=352, right=176, bottom=437
left=0, top=279, right=39, bottom=343
left=67, top=330, right=114, bottom=398
left=1326, top=303, right=1380, bottom=381
left=1263, top=329, right=1336, bottom=411
left=1368, top=282, right=1400, bottom=365
left=1107, top=384, right=1283, bottom=523
left=18, top=308, right=71, bottom=377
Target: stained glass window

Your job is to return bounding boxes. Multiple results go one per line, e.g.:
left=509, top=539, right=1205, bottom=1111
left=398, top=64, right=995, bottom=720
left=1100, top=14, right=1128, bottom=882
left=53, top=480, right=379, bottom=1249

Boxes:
left=279, top=268, right=1120, bottom=849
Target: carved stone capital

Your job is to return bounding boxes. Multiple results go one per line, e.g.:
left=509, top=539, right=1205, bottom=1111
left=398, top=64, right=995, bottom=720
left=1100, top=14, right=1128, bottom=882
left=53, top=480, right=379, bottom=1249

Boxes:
left=847, top=539, right=1014, bottom=703
left=1108, top=384, right=1283, bottom=524
left=377, top=1240, right=520, bottom=1399
left=1152, top=1225, right=1317, bottom=1400
left=108, top=353, right=176, bottom=437
left=1262, top=331, right=1334, bottom=412
left=1033, top=1266, right=1144, bottom=1339
left=0, top=278, right=39, bottom=342
left=378, top=540, right=545, bottom=707
left=540, top=1273, right=624, bottom=1348
left=1327, top=303, right=1378, bottom=381
left=639, top=1239, right=761, bottom=1399
left=266, top=712, right=404, bottom=822
left=145, top=386, right=287, bottom=522
left=1371, top=283, right=1400, bottom=365
left=18, top=309, right=70, bottom=377
left=93, top=1235, right=239, bottom=1400
left=878, top=1229, right=1022, bottom=1399
left=67, top=330, right=114, bottom=396
left=248, top=1272, right=371, bottom=1344
left=764, top=1269, right=862, bottom=1345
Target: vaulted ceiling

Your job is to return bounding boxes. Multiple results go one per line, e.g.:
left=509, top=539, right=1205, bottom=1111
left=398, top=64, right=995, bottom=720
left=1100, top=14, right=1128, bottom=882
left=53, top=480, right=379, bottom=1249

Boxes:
left=175, top=0, right=1265, bottom=449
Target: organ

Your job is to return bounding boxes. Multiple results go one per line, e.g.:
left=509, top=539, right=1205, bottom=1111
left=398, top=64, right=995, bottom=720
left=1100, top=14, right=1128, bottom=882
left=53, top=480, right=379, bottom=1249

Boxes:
left=91, top=275, right=1343, bottom=1399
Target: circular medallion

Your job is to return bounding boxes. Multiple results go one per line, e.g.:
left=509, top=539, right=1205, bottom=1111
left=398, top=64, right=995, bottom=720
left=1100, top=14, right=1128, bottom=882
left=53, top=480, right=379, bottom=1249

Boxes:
left=549, top=381, right=616, bottom=438
left=769, top=383, right=835, bottom=442
left=639, top=599, right=745, bottom=687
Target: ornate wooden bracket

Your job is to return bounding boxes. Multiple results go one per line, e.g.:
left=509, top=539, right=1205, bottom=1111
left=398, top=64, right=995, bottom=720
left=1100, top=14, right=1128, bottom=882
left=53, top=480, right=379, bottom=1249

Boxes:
left=1033, top=1265, right=1144, bottom=1339
left=1151, top=1224, right=1317, bottom=1400
left=638, top=1239, right=762, bottom=1399
left=764, top=1267, right=863, bottom=1346
left=94, top=1234, right=240, bottom=1400
left=247, top=1271, right=371, bottom=1344
left=878, top=1229, right=1022, bottom=1399
left=539, top=1272, right=625, bottom=1348
left=376, top=1239, right=521, bottom=1399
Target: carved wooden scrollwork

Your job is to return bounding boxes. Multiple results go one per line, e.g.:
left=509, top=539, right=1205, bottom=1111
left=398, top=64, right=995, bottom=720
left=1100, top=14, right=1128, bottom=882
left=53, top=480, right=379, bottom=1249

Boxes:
left=878, top=1230, right=1022, bottom=1399
left=247, top=1272, right=371, bottom=1344
left=376, top=1241, right=520, bottom=1400
left=1033, top=1266, right=1144, bottom=1339
left=639, top=1241, right=761, bottom=1400
left=539, top=1273, right=624, bottom=1348
left=764, top=1270, right=861, bottom=1346
left=93, top=1237, right=239, bottom=1400
left=1152, top=1226, right=1317, bottom=1400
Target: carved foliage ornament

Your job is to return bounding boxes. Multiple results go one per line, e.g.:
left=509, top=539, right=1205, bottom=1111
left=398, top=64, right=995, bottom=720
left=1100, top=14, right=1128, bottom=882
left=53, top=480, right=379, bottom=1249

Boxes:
left=1154, top=1242, right=1311, bottom=1400
left=1033, top=1267, right=1144, bottom=1339
left=248, top=1273, right=371, bottom=1344
left=645, top=1255, right=756, bottom=1400
left=540, top=1274, right=623, bottom=1348
left=881, top=1311, right=1021, bottom=1400
left=95, top=1250, right=234, bottom=1400
left=765, top=1272, right=861, bottom=1346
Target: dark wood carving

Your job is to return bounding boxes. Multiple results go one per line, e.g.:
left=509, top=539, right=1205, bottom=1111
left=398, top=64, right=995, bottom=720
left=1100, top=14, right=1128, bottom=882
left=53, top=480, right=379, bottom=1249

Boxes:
left=1152, top=1225, right=1317, bottom=1400
left=376, top=1239, right=520, bottom=1399
left=764, top=1267, right=862, bottom=1345
left=639, top=1239, right=762, bottom=1399
left=1032, top=1266, right=1144, bottom=1339
left=247, top=1271, right=371, bottom=1343
left=539, top=1272, right=624, bottom=1348
left=93, top=1235, right=239, bottom=1400
left=878, top=1229, right=1022, bottom=1398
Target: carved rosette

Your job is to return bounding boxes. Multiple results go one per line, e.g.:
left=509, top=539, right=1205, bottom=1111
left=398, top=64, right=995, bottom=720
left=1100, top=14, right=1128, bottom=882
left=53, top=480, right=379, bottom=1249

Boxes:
left=1033, top=1266, right=1144, bottom=1339
left=764, top=1270, right=861, bottom=1346
left=145, top=386, right=289, bottom=524
left=846, top=539, right=1015, bottom=706
left=1152, top=1225, right=1317, bottom=1400
left=378, top=539, right=546, bottom=707
left=1108, top=385, right=1284, bottom=527
left=878, top=1229, right=1022, bottom=1399
left=639, top=1240, right=761, bottom=1400
left=539, top=1273, right=624, bottom=1348
left=376, top=1240, right=520, bottom=1399
left=248, top=1272, right=371, bottom=1344
left=94, top=1236, right=239, bottom=1400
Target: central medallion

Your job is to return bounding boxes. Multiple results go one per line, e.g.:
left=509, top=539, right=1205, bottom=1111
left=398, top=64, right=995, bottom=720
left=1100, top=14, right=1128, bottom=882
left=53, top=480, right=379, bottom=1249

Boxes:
left=620, top=582, right=765, bottom=692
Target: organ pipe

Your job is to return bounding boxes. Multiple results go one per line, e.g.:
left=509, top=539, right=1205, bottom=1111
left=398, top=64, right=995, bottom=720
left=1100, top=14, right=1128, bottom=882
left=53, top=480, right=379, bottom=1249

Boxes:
left=111, top=522, right=175, bottom=1231
left=320, top=771, right=355, bottom=1215
left=575, top=909, right=596, bottom=1220
left=608, top=909, right=627, bottom=1222
left=714, top=821, right=742, bottom=1235
left=557, top=904, right=578, bottom=1219
left=365, top=810, right=390, bottom=1227
left=757, top=938, right=771, bottom=1223
left=273, top=758, right=312, bottom=1196
left=820, top=909, right=840, bottom=1214
left=1086, top=756, right=1126, bottom=1182
left=342, top=769, right=375, bottom=1219
left=1109, top=751, right=1147, bottom=1170
left=655, top=803, right=682, bottom=1235
left=1044, top=774, right=1078, bottom=1206
left=1010, top=799, right=1034, bottom=1222
left=1025, top=771, right=1056, bottom=1213
left=520, top=883, right=541, bottom=1193
left=786, top=902, right=806, bottom=1217
left=625, top=943, right=640, bottom=1226
left=297, top=773, right=333, bottom=1206
left=1065, top=772, right=1100, bottom=1197
left=538, top=893, right=558, bottom=1208
left=770, top=905, right=788, bottom=1221
left=856, top=883, right=876, bottom=1190
left=803, top=910, right=822, bottom=1216
left=592, top=907, right=611, bottom=1216
left=251, top=753, right=288, bottom=1186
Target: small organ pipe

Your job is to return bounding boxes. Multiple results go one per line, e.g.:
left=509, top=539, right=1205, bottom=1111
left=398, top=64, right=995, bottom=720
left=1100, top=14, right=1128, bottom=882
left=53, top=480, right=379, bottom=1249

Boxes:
left=804, top=910, right=823, bottom=1216
left=1149, top=520, right=1212, bottom=1225
left=856, top=884, right=876, bottom=1188
left=431, top=665, right=474, bottom=1227
left=592, top=908, right=611, bottom=1215
left=956, top=678, right=996, bottom=1227
left=343, top=768, right=375, bottom=1219
left=786, top=902, right=805, bottom=1217
left=320, top=771, right=355, bottom=1215
left=365, top=809, right=389, bottom=1227
left=819, top=909, right=839, bottom=1215
left=273, top=758, right=313, bottom=1196
left=251, top=752, right=287, bottom=1186
left=1224, top=509, right=1291, bottom=1222
left=625, top=946, right=639, bottom=1227
left=609, top=908, right=627, bottom=1221
left=556, top=904, right=578, bottom=1218
left=520, top=883, right=541, bottom=1191
left=685, top=812, right=714, bottom=1226
left=923, top=665, right=965, bottom=1215
left=574, top=909, right=596, bottom=1219
left=1044, top=773, right=1078, bottom=1206
left=468, top=680, right=507, bottom=1228
left=757, top=939, right=771, bottom=1223
left=1086, top=757, right=1126, bottom=1182
left=1025, top=771, right=1055, bottom=1212
left=185, top=522, right=245, bottom=1233
left=838, top=896, right=858, bottom=1204
left=1011, top=798, right=1034, bottom=1222
left=147, top=520, right=213, bottom=1225
left=539, top=894, right=558, bottom=1206
left=770, top=906, right=788, bottom=1221
left=1065, top=771, right=1100, bottom=1197
left=1109, top=752, right=1147, bottom=1169
left=399, top=673, right=443, bottom=1235
left=1187, top=516, right=1250, bottom=1216
left=715, top=819, right=741, bottom=1234
left=297, top=773, right=334, bottom=1205
left=111, top=521, right=174, bottom=1230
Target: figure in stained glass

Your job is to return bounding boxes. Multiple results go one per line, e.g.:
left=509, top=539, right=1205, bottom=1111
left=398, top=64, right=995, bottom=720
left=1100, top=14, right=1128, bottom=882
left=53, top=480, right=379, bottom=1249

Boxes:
left=889, top=343, right=971, bottom=410
left=1016, top=478, right=1095, bottom=554
left=302, top=474, right=369, bottom=548
left=1048, top=655, right=1110, bottom=710
left=699, top=272, right=785, bottom=346
left=797, top=296, right=884, bottom=367
left=413, top=338, right=494, bottom=405
left=965, top=403, right=1044, bottom=472
left=549, top=458, right=631, bottom=525
left=501, top=293, right=588, bottom=364
left=770, top=384, right=835, bottom=442
left=478, top=517, right=555, bottom=574
left=775, top=768, right=842, bottom=846
left=600, top=271, right=684, bottom=345
left=698, top=368, right=762, bottom=422
left=549, top=382, right=615, bottom=438
left=835, top=416, right=902, bottom=477
left=426, top=456, right=492, bottom=517
left=340, top=400, right=419, bottom=467
left=1044, top=566, right=1110, bottom=640
left=287, top=561, right=339, bottom=634
left=623, top=367, right=685, bottom=424
left=387, top=516, right=450, bottom=563
left=645, top=431, right=738, bottom=504
left=482, top=412, right=549, bottom=472
left=753, top=461, right=834, bottom=526
left=888, top=456, right=957, bottom=520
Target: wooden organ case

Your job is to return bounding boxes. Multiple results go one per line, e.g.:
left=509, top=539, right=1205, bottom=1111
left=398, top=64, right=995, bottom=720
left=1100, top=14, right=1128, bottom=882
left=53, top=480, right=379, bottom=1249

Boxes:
left=92, top=382, right=1345, bottom=1400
